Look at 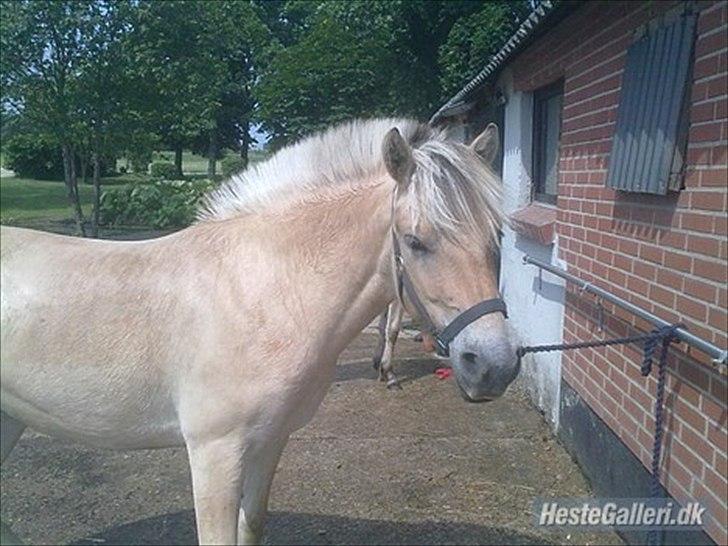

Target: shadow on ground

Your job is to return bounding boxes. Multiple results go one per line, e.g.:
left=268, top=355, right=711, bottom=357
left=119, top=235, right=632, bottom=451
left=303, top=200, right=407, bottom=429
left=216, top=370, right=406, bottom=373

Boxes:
left=335, top=356, right=439, bottom=385
left=73, top=510, right=550, bottom=546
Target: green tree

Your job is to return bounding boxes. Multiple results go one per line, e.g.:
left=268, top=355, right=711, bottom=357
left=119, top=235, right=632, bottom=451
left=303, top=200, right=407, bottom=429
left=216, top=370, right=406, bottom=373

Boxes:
left=255, top=0, right=508, bottom=146
left=1, top=0, right=99, bottom=234
left=75, top=1, right=139, bottom=236
left=133, top=1, right=270, bottom=177
left=257, top=12, right=393, bottom=146
left=439, top=1, right=531, bottom=97
left=131, top=1, right=211, bottom=178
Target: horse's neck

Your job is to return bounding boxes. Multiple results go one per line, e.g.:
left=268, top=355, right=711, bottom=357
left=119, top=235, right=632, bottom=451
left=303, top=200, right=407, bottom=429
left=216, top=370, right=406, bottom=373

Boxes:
left=272, top=181, right=396, bottom=351
left=204, top=180, right=396, bottom=358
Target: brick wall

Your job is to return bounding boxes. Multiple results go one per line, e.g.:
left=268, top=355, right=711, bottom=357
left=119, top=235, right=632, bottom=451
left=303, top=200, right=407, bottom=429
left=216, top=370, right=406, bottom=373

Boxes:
left=509, top=1, right=727, bottom=543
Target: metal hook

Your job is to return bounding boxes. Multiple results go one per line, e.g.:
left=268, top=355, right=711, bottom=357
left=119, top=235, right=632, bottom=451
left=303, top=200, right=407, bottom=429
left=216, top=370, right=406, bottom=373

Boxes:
left=538, top=268, right=543, bottom=291
left=597, top=298, right=604, bottom=332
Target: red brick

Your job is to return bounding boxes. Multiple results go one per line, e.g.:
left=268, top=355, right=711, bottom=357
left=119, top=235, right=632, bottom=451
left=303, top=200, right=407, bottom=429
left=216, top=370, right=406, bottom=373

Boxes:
left=690, top=121, right=723, bottom=142
left=707, top=420, right=727, bottom=451
left=708, top=306, right=727, bottom=331
left=707, top=76, right=728, bottom=99
left=675, top=397, right=709, bottom=433
left=697, top=3, right=725, bottom=34
left=696, top=27, right=728, bottom=60
left=691, top=191, right=727, bottom=212
left=693, top=257, right=728, bottom=282
left=684, top=278, right=718, bottom=302
left=639, top=244, right=664, bottom=264
left=666, top=457, right=695, bottom=494
left=688, top=145, right=713, bottom=165
left=633, top=261, right=657, bottom=280
left=656, top=269, right=683, bottom=290
left=676, top=295, right=708, bottom=321
left=715, top=214, right=727, bottom=235
left=650, top=284, right=675, bottom=307
left=681, top=212, right=715, bottom=233
left=701, top=395, right=727, bottom=425
left=692, top=482, right=726, bottom=530
left=672, top=439, right=705, bottom=476
left=693, top=54, right=721, bottom=81
left=660, top=231, right=687, bottom=251
left=688, top=234, right=723, bottom=257
left=690, top=100, right=716, bottom=123
left=704, top=466, right=726, bottom=502
left=716, top=100, right=728, bottom=122
left=710, top=374, right=728, bottom=402
left=677, top=359, right=711, bottom=394
left=663, top=251, right=693, bottom=272
left=704, top=517, right=728, bottom=546
left=679, top=423, right=713, bottom=465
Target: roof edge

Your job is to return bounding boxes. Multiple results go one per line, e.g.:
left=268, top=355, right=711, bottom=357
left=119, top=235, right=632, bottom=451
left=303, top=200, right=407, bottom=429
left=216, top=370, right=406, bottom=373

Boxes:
left=430, top=0, right=582, bottom=124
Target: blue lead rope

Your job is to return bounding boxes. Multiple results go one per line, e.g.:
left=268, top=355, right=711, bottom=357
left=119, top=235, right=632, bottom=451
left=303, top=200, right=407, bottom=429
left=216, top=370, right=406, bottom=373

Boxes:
left=640, top=325, right=680, bottom=546
left=517, top=324, right=682, bottom=546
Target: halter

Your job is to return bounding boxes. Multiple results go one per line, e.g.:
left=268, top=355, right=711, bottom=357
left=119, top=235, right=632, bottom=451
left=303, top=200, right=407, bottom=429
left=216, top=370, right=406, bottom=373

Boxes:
left=391, top=230, right=508, bottom=358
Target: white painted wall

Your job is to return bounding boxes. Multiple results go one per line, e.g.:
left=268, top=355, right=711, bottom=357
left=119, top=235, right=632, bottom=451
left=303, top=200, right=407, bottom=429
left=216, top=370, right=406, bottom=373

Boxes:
left=497, top=69, right=566, bottom=429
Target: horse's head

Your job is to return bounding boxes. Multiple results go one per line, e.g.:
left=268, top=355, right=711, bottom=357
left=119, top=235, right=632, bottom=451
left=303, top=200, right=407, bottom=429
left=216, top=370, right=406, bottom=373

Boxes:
left=383, top=123, right=518, bottom=402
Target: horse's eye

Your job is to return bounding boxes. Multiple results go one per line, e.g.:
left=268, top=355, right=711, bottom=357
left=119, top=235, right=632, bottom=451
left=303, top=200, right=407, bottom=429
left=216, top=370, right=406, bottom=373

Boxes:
left=404, top=234, right=429, bottom=254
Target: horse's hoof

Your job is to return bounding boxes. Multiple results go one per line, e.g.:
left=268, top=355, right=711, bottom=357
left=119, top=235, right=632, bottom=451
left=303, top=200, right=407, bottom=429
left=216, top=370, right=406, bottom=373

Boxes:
left=386, top=377, right=402, bottom=390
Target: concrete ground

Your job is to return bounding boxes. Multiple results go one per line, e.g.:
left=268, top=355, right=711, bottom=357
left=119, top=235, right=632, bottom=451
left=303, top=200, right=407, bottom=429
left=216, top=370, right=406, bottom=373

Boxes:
left=0, top=330, right=622, bottom=545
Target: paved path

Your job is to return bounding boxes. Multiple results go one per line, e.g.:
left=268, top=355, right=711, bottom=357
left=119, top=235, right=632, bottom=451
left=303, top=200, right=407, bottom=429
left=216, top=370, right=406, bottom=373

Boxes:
left=1, top=332, right=621, bottom=545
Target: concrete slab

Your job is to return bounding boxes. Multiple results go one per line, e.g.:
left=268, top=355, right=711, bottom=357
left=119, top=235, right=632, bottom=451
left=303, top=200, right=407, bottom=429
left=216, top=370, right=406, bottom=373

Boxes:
left=0, top=332, right=622, bottom=545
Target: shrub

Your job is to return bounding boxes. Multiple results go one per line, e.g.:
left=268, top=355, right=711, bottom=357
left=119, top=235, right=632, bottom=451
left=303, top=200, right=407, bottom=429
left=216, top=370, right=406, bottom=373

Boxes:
left=221, top=155, right=247, bottom=178
left=149, top=161, right=181, bottom=179
left=3, top=134, right=64, bottom=180
left=100, top=179, right=216, bottom=229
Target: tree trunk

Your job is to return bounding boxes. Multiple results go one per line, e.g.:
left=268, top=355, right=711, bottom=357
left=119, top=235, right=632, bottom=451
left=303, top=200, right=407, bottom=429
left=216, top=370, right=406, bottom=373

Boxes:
left=174, top=144, right=183, bottom=179
left=91, top=148, right=101, bottom=238
left=240, top=118, right=250, bottom=170
left=81, top=153, right=88, bottom=186
left=62, top=144, right=86, bottom=237
left=207, top=128, right=217, bottom=179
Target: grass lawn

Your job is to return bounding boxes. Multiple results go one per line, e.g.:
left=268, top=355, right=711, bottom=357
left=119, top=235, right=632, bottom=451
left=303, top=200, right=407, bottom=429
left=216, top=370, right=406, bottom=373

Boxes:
left=143, top=149, right=268, bottom=175
left=0, top=175, right=94, bottom=225
left=1, top=147, right=269, bottom=233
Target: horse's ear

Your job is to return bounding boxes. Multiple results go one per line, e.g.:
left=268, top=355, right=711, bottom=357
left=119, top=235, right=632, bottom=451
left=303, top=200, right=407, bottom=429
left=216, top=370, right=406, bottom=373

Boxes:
left=470, top=123, right=499, bottom=168
left=383, top=128, right=414, bottom=188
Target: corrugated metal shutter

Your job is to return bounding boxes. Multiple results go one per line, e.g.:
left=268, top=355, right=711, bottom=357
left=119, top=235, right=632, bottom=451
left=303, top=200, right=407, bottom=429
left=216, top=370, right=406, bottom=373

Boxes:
left=606, top=12, right=697, bottom=194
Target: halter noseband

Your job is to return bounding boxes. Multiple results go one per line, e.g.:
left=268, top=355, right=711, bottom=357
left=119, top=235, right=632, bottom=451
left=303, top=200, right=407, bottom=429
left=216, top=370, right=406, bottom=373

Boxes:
left=391, top=230, right=508, bottom=358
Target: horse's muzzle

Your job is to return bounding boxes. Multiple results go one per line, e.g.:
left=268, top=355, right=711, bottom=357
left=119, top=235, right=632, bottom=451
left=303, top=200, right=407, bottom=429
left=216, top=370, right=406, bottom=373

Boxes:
left=450, top=337, right=520, bottom=402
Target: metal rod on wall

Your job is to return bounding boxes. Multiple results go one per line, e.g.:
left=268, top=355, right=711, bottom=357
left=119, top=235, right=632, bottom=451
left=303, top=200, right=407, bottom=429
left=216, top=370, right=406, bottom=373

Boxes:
left=522, top=255, right=728, bottom=367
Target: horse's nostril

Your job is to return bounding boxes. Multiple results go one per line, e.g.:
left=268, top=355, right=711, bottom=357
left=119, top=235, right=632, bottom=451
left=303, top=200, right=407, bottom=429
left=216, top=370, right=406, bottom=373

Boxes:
left=462, top=352, right=477, bottom=365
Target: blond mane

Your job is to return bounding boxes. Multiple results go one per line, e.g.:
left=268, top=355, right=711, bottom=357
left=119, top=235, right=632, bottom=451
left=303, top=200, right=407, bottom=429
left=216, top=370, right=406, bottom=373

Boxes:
left=197, top=117, right=503, bottom=244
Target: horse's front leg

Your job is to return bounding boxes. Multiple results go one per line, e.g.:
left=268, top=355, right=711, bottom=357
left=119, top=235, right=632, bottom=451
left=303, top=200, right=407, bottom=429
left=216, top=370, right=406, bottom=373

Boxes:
left=237, top=437, right=288, bottom=545
left=379, top=300, right=403, bottom=389
left=186, top=434, right=245, bottom=545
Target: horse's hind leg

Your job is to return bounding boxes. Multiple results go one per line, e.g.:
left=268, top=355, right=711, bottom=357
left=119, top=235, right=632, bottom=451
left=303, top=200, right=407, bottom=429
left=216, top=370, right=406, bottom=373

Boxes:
left=372, top=307, right=389, bottom=372
left=1, top=411, right=27, bottom=545
left=379, top=301, right=403, bottom=389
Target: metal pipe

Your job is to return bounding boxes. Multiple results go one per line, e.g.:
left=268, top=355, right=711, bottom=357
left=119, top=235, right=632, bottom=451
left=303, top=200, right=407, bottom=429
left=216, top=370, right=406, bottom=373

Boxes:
left=522, top=255, right=727, bottom=366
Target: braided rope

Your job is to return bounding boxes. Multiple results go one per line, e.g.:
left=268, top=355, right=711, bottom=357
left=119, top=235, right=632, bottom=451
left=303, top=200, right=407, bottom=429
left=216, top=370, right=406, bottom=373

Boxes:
left=517, top=324, right=681, bottom=546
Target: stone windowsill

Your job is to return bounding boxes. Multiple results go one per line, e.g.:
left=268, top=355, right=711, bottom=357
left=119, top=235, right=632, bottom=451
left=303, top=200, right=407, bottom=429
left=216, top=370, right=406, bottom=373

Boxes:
left=509, top=204, right=557, bottom=245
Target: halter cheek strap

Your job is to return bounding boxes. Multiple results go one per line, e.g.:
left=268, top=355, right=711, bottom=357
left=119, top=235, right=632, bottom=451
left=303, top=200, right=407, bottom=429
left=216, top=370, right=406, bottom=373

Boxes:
left=391, top=230, right=508, bottom=358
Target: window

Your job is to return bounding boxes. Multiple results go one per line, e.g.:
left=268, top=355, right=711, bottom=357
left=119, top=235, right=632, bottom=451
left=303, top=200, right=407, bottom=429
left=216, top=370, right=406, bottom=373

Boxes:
left=606, top=10, right=697, bottom=194
left=532, top=81, right=564, bottom=205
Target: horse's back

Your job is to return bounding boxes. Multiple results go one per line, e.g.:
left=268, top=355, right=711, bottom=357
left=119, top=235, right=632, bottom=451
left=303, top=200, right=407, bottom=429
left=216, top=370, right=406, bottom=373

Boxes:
left=0, top=226, right=185, bottom=448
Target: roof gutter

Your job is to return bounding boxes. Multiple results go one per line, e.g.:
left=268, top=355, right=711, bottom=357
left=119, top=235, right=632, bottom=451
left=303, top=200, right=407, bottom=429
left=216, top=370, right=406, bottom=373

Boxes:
left=430, top=0, right=581, bottom=124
